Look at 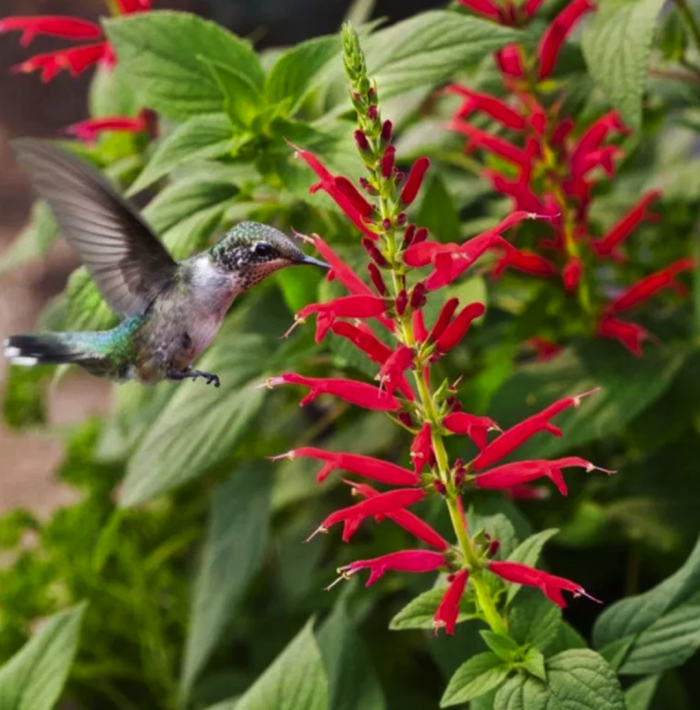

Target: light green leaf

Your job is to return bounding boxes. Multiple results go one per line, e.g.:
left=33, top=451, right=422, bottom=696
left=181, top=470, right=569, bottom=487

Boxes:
left=180, top=468, right=271, bottom=702
left=366, top=11, right=521, bottom=99
left=64, top=267, right=118, bottom=332
left=317, top=600, right=386, bottom=710
left=0, top=602, right=86, bottom=710
left=120, top=333, right=272, bottom=506
left=625, top=675, right=660, bottom=710
left=480, top=631, right=521, bottom=662
left=234, top=620, right=328, bottom=710
left=505, top=529, right=559, bottom=602
left=509, top=588, right=562, bottom=652
left=129, top=114, right=234, bottom=195
left=202, top=58, right=265, bottom=129
left=389, top=586, right=477, bottom=631
left=0, top=201, right=60, bottom=273
left=522, top=647, right=546, bottom=682
left=494, top=650, right=625, bottom=710
left=89, top=62, right=138, bottom=118
left=582, top=0, right=666, bottom=130
left=441, top=652, right=509, bottom=707
left=266, top=35, right=342, bottom=113
left=594, top=533, right=700, bottom=675
left=104, top=11, right=265, bottom=121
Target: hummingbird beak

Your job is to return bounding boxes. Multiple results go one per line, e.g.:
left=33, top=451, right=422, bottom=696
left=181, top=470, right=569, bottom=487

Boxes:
left=299, top=255, right=331, bottom=270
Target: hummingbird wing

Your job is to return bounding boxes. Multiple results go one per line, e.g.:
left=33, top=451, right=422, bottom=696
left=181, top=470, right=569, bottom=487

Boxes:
left=12, top=139, right=178, bottom=318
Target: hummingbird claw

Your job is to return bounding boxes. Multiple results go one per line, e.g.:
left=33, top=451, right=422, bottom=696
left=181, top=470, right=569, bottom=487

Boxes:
left=168, top=367, right=221, bottom=388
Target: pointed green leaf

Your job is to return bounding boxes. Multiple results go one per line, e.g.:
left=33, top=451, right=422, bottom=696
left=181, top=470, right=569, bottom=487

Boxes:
left=509, top=588, right=562, bottom=651
left=180, top=467, right=272, bottom=702
left=440, top=652, right=509, bottom=707
left=104, top=11, right=264, bottom=121
left=129, top=114, right=234, bottom=195
left=0, top=602, right=87, bottom=710
left=522, top=647, right=546, bottom=682
left=625, top=675, right=660, bottom=710
left=202, top=58, right=265, bottom=129
left=582, top=0, right=666, bottom=130
left=505, top=529, right=559, bottom=602
left=480, top=631, right=521, bottom=662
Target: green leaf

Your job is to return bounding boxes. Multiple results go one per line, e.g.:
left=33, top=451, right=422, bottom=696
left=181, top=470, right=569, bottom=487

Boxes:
left=440, top=652, right=509, bottom=707
left=89, top=62, right=138, bottom=118
left=129, top=114, right=234, bottom=194
left=202, top=58, right=265, bottom=129
left=366, top=11, right=521, bottom=99
left=416, top=173, right=461, bottom=243
left=480, top=631, right=521, bottom=661
left=0, top=602, right=86, bottom=710
left=0, top=201, right=60, bottom=273
left=509, top=588, right=562, bottom=652
left=505, top=529, right=559, bottom=603
left=120, top=333, right=272, bottom=506
left=64, top=267, right=118, bottom=332
left=1, top=365, right=48, bottom=430
left=104, top=11, right=264, bottom=121
left=582, top=0, right=666, bottom=130
left=625, top=675, right=660, bottom=710
left=389, top=586, right=477, bottom=631
left=486, top=341, right=686, bottom=460
left=317, top=600, right=386, bottom=710
left=234, top=620, right=328, bottom=710
left=493, top=650, right=625, bottom=710
left=593, top=533, right=700, bottom=675
left=180, top=467, right=271, bottom=702
left=266, top=35, right=341, bottom=114
left=521, top=647, right=546, bottom=682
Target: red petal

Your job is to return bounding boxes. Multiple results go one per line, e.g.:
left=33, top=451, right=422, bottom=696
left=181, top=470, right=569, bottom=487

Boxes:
left=0, top=16, right=102, bottom=46
left=339, top=550, right=446, bottom=586
left=433, top=569, right=469, bottom=634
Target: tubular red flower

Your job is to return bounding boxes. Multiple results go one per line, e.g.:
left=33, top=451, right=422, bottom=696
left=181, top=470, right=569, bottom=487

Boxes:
left=377, top=345, right=415, bottom=395
left=329, top=321, right=392, bottom=363
left=591, top=191, right=662, bottom=258
left=297, top=295, right=387, bottom=342
left=265, top=373, right=401, bottom=411
left=348, top=482, right=450, bottom=550
left=443, top=412, right=501, bottom=450
left=434, top=569, right=469, bottom=635
left=495, top=46, right=524, bottom=78
left=489, top=561, right=601, bottom=608
left=562, top=257, right=584, bottom=291
left=523, top=0, right=546, bottom=17
left=0, top=16, right=102, bottom=46
left=400, top=157, right=431, bottom=206
left=528, top=336, right=563, bottom=361
left=472, top=389, right=598, bottom=470
left=12, top=43, right=109, bottom=82
left=116, top=0, right=151, bottom=12
left=311, top=235, right=374, bottom=297
left=474, top=457, right=613, bottom=495
left=436, top=302, right=485, bottom=352
left=608, top=257, right=696, bottom=313
left=456, top=0, right=501, bottom=20
left=597, top=315, right=650, bottom=356
left=504, top=483, right=550, bottom=500
left=429, top=298, right=460, bottom=343
left=570, top=111, right=628, bottom=171
left=450, top=121, right=532, bottom=169
left=411, top=422, right=434, bottom=474
left=412, top=309, right=429, bottom=343
left=64, top=110, right=155, bottom=143
left=446, top=85, right=526, bottom=131
left=310, top=488, right=425, bottom=542
left=537, top=0, right=596, bottom=80
left=338, top=550, right=446, bottom=587
left=273, top=447, right=419, bottom=486
left=493, top=246, right=557, bottom=278
left=334, top=176, right=373, bottom=218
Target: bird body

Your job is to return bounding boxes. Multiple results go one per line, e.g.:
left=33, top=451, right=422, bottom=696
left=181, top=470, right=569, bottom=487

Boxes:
left=4, top=140, right=328, bottom=386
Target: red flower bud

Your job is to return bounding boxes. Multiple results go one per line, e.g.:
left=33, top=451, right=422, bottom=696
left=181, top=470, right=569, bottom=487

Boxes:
left=382, top=218, right=393, bottom=230
left=395, top=289, right=408, bottom=316
left=400, top=157, right=430, bottom=206
left=354, top=129, right=370, bottom=151
left=381, top=119, right=393, bottom=143
left=402, top=224, right=417, bottom=249
left=367, top=263, right=388, bottom=296
left=362, top=238, right=388, bottom=267
left=368, top=104, right=378, bottom=120
left=433, top=569, right=469, bottom=635
left=429, top=298, right=460, bottom=343
left=436, top=302, right=485, bottom=352
left=359, top=176, right=378, bottom=195
left=381, top=146, right=396, bottom=179
left=377, top=345, right=415, bottom=395
left=397, top=212, right=407, bottom=226
left=456, top=0, right=500, bottom=20
left=410, top=282, right=427, bottom=310
left=538, top=0, right=596, bottom=80
left=413, top=227, right=429, bottom=244
left=562, top=257, right=584, bottom=291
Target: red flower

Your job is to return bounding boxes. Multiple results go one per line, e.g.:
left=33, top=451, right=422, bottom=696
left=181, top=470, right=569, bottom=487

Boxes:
left=495, top=46, right=525, bottom=78
left=292, top=144, right=378, bottom=239
left=456, top=0, right=501, bottom=20
left=474, top=456, right=613, bottom=495
left=562, top=257, right=584, bottom=291
left=271, top=447, right=419, bottom=486
left=0, top=16, right=101, bottom=46
left=472, top=389, right=598, bottom=470
left=64, top=109, right=157, bottom=143
left=347, top=481, right=450, bottom=550
left=443, top=412, right=501, bottom=450
left=309, top=487, right=425, bottom=542
left=434, top=569, right=469, bottom=635
left=591, top=191, right=662, bottom=259
left=330, top=321, right=392, bottom=363
left=264, top=373, right=401, bottom=411
left=12, top=43, right=110, bottom=82
left=296, top=295, right=387, bottom=342
left=493, top=246, right=557, bottom=278
left=435, top=302, right=485, bottom=352
left=428, top=298, right=460, bottom=343
left=489, top=561, right=601, bottom=608
left=310, top=234, right=375, bottom=297
left=570, top=111, right=628, bottom=173
left=410, top=422, right=434, bottom=474
left=445, top=85, right=527, bottom=131
left=400, top=157, right=431, bottom=206
left=527, top=336, right=563, bottom=361
left=377, top=345, right=415, bottom=395
left=450, top=120, right=532, bottom=169
left=336, top=550, right=446, bottom=587
left=597, top=315, right=651, bottom=356
left=538, top=0, right=597, bottom=80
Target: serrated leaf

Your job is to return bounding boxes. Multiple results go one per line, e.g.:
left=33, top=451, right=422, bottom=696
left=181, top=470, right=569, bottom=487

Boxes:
left=120, top=333, right=272, bottom=506
left=0, top=602, right=87, bottom=710
left=202, top=58, right=265, bottom=130
left=180, top=468, right=271, bottom=702
left=441, top=652, right=509, bottom=707
left=266, top=35, right=342, bottom=114
left=104, top=11, right=264, bottom=121
left=494, top=650, right=625, bottom=710
left=233, top=620, right=328, bottom=710
left=505, top=529, right=559, bottom=602
left=593, top=532, right=700, bottom=675
left=509, top=588, right=562, bottom=652
left=582, top=0, right=666, bottom=130
left=129, top=114, right=234, bottom=194
left=522, top=647, right=546, bottom=681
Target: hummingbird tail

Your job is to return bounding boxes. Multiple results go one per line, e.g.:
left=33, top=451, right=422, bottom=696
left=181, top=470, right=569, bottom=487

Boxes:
left=4, top=334, right=85, bottom=367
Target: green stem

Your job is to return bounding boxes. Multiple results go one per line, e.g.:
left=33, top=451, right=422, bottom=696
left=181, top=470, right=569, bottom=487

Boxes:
left=674, top=0, right=700, bottom=61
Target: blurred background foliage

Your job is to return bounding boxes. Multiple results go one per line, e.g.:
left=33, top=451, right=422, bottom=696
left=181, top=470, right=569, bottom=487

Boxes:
left=1, top=0, right=700, bottom=708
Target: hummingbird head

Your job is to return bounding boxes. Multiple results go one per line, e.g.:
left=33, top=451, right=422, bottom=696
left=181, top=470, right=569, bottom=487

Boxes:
left=210, top=222, right=329, bottom=288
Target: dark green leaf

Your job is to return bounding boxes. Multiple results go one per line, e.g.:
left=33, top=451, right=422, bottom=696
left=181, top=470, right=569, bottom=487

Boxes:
left=480, top=631, right=521, bottom=661
left=625, top=675, right=660, bottom=710
left=440, top=652, right=509, bottom=707
left=416, top=173, right=461, bottom=243
left=509, top=588, right=562, bottom=652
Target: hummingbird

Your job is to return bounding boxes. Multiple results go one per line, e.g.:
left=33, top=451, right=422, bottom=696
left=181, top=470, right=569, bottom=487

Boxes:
left=4, top=139, right=329, bottom=387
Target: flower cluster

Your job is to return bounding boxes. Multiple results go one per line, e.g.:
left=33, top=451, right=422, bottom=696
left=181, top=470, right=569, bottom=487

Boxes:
left=449, top=0, right=695, bottom=356
left=268, top=25, right=609, bottom=636
left=0, top=1, right=155, bottom=143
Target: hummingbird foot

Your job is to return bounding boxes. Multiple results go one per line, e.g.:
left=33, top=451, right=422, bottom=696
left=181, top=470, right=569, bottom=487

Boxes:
left=168, top=367, right=221, bottom=388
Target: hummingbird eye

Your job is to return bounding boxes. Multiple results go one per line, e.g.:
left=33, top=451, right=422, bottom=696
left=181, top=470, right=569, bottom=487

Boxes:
left=254, top=241, right=274, bottom=257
